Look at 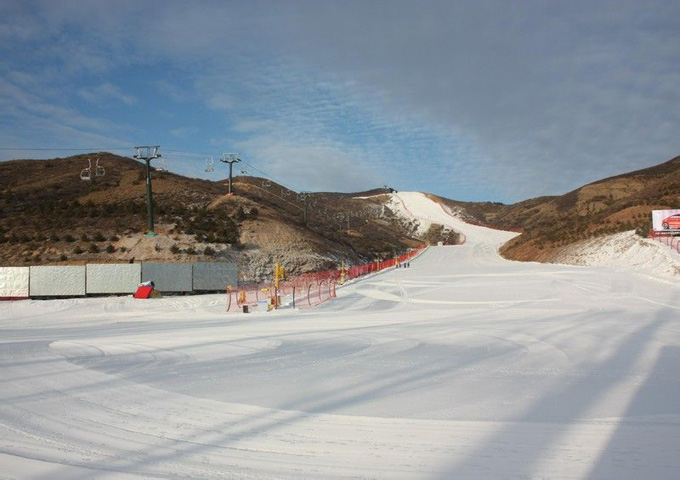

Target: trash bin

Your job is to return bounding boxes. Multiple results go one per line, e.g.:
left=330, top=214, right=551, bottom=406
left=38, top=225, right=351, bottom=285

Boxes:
left=242, top=305, right=249, bottom=313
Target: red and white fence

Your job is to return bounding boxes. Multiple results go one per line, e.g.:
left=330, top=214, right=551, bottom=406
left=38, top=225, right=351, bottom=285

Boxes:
left=649, top=230, right=680, bottom=254
left=226, top=244, right=428, bottom=312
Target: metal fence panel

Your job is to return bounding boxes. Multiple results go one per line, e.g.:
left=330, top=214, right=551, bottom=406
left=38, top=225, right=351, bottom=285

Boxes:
left=192, top=262, right=238, bottom=291
left=86, top=263, right=141, bottom=294
left=0, top=267, right=30, bottom=297
left=142, top=263, right=192, bottom=292
left=30, top=266, right=86, bottom=296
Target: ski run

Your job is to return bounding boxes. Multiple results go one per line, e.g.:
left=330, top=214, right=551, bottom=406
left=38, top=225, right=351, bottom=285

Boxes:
left=1, top=191, right=679, bottom=479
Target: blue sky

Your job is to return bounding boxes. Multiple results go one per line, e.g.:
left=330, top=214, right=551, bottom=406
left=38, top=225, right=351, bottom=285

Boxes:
left=1, top=0, right=678, bottom=203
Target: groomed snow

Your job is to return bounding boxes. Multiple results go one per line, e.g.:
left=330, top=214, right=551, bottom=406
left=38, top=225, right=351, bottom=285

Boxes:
left=1, top=192, right=679, bottom=479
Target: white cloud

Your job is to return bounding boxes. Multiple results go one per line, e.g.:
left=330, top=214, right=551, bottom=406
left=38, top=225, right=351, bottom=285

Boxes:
left=236, top=134, right=378, bottom=193
left=170, top=127, right=199, bottom=139
left=1, top=0, right=678, bottom=202
left=78, top=83, right=136, bottom=106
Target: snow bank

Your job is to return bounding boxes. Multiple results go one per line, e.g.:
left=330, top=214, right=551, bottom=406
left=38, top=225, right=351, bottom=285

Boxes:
left=556, top=231, right=680, bottom=281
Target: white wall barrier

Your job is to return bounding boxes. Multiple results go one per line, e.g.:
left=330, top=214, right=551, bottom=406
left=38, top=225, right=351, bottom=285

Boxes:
left=1, top=262, right=239, bottom=298
left=142, top=263, right=193, bottom=292
left=86, top=263, right=142, bottom=294
left=193, top=262, right=238, bottom=291
left=0, top=267, right=30, bottom=298
left=30, top=265, right=86, bottom=296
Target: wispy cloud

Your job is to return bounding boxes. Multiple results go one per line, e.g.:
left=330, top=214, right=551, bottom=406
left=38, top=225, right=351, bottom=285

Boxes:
left=78, top=82, right=136, bottom=106
left=0, top=76, right=132, bottom=160
left=170, top=126, right=199, bottom=139
left=0, top=0, right=678, bottom=202
left=0, top=78, right=119, bottom=133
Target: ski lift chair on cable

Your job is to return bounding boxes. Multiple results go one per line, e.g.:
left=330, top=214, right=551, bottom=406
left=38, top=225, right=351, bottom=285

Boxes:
left=80, top=158, right=92, bottom=181
left=205, top=157, right=215, bottom=173
left=95, top=158, right=105, bottom=177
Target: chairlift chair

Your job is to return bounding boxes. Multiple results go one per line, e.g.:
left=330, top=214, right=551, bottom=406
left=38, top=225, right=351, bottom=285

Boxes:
left=80, top=167, right=92, bottom=181
left=94, top=158, right=105, bottom=177
left=80, top=158, right=92, bottom=181
left=205, top=157, right=215, bottom=173
left=156, top=158, right=167, bottom=172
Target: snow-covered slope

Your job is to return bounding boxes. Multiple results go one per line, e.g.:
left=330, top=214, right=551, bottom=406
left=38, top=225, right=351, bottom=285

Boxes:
left=556, top=230, right=680, bottom=281
left=1, top=192, right=679, bottom=479
left=392, top=191, right=680, bottom=282
left=389, top=191, right=518, bottom=245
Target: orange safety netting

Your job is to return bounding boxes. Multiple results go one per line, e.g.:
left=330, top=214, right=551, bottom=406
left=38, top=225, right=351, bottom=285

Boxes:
left=226, top=244, right=428, bottom=312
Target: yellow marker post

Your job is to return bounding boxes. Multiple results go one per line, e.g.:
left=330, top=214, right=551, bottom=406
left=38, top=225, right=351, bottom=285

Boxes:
left=273, top=263, right=285, bottom=309
left=339, top=260, right=346, bottom=285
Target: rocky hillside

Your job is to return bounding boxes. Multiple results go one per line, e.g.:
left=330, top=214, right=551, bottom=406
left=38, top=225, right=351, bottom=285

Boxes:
left=0, top=153, right=423, bottom=281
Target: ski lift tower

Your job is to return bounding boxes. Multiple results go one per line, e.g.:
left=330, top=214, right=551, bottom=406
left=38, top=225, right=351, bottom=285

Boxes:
left=133, top=145, right=162, bottom=236
left=220, top=153, right=241, bottom=195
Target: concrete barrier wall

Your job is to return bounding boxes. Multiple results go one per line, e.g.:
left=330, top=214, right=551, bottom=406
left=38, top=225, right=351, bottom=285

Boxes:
left=0, top=267, right=30, bottom=297
left=142, top=263, right=193, bottom=292
left=193, top=262, right=238, bottom=291
left=30, top=266, right=86, bottom=296
left=1, top=262, right=238, bottom=297
left=86, top=264, right=142, bottom=294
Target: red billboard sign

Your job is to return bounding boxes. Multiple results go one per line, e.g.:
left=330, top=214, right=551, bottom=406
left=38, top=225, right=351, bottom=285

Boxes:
left=652, top=209, right=680, bottom=232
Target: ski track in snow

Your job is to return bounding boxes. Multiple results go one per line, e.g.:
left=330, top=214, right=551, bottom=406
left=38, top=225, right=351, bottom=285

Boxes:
left=1, top=191, right=679, bottom=479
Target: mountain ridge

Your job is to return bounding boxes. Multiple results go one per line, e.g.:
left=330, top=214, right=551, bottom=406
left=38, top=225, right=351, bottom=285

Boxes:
left=1, top=153, right=678, bottom=278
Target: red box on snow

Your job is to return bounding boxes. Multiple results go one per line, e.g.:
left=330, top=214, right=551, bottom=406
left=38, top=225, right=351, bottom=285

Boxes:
left=133, top=285, right=154, bottom=299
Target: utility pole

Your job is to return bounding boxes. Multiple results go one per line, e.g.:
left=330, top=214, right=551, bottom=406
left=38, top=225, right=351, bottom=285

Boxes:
left=133, top=145, right=162, bottom=236
left=220, top=153, right=241, bottom=195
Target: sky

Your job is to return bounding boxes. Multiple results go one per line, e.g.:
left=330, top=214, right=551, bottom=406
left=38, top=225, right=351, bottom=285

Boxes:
left=1, top=0, right=678, bottom=203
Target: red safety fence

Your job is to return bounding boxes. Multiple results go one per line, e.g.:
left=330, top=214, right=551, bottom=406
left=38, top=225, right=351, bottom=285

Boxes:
left=649, top=230, right=680, bottom=254
left=295, top=279, right=338, bottom=309
left=226, top=244, right=428, bottom=312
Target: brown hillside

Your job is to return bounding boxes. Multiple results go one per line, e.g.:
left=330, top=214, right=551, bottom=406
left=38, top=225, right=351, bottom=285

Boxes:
left=0, top=153, right=421, bottom=280
left=3, top=152, right=678, bottom=274
left=434, top=155, right=680, bottom=261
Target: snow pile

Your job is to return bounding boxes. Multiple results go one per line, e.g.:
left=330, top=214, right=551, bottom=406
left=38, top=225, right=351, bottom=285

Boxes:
left=556, top=231, right=680, bottom=281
